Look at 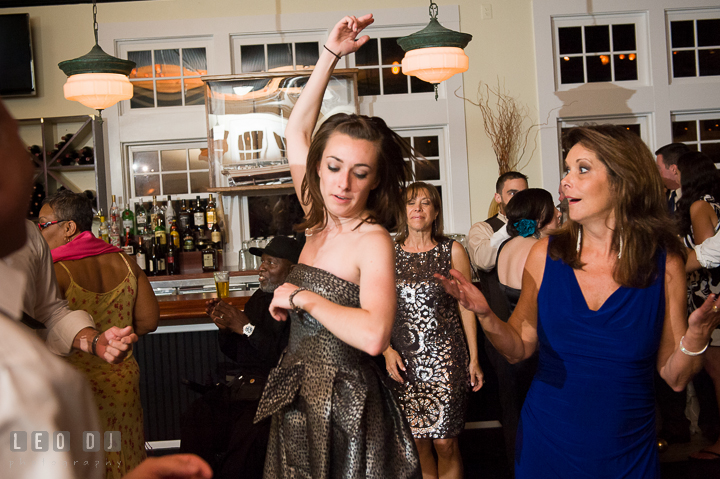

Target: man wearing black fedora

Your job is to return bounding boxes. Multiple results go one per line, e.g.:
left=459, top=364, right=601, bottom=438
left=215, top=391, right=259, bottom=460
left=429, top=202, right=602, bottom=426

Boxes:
left=181, top=236, right=301, bottom=479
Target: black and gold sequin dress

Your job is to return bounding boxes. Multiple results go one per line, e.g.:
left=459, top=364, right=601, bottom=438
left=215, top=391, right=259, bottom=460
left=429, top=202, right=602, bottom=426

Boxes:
left=391, top=239, right=470, bottom=438
left=255, top=264, right=421, bottom=479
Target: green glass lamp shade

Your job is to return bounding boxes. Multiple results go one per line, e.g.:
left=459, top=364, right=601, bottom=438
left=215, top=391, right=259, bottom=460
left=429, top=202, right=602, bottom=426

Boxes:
left=397, top=18, right=472, bottom=52
left=58, top=44, right=135, bottom=77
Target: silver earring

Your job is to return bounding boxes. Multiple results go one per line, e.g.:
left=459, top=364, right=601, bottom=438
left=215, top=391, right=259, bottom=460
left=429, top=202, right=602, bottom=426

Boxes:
left=576, top=226, right=582, bottom=254
left=617, top=233, right=623, bottom=260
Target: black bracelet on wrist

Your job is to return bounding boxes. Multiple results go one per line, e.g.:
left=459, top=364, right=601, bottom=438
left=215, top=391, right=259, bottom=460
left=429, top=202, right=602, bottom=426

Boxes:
left=91, top=332, right=102, bottom=356
left=323, top=44, right=342, bottom=61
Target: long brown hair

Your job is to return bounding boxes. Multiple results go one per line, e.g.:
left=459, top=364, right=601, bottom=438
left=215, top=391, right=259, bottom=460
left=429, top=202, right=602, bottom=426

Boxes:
left=298, top=114, right=414, bottom=232
left=549, top=125, right=685, bottom=288
left=394, top=182, right=446, bottom=245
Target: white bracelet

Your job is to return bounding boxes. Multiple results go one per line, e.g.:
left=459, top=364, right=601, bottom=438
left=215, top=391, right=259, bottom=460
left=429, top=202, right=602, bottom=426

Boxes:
left=679, top=335, right=709, bottom=356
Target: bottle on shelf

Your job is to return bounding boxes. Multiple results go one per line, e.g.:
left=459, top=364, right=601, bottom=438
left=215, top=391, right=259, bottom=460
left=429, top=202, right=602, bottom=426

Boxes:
left=206, top=194, right=217, bottom=229
left=192, top=195, right=206, bottom=230
left=122, top=226, right=135, bottom=256
left=169, top=219, right=181, bottom=248
left=150, top=235, right=167, bottom=276
left=210, top=222, right=223, bottom=250
left=166, top=234, right=180, bottom=275
left=178, top=199, right=191, bottom=231
left=109, top=221, right=121, bottom=248
left=99, top=215, right=109, bottom=243
left=136, top=202, right=148, bottom=235
left=154, top=215, right=167, bottom=248
left=150, top=196, right=164, bottom=232
left=122, top=203, right=135, bottom=236
left=165, top=195, right=175, bottom=233
left=135, top=236, right=147, bottom=273
left=182, top=225, right=196, bottom=252
left=110, top=195, right=119, bottom=226
left=201, top=242, right=218, bottom=273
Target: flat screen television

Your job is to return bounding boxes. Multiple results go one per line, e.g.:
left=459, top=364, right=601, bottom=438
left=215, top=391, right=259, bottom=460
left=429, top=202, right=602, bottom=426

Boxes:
left=0, top=13, right=37, bottom=97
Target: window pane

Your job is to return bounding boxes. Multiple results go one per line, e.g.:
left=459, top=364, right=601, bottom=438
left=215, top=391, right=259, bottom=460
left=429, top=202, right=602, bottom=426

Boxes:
left=700, top=142, right=720, bottom=164
left=613, top=54, right=638, bottom=81
left=586, top=55, right=611, bottom=82
left=295, top=42, right=319, bottom=68
left=416, top=160, right=440, bottom=181
left=128, top=50, right=152, bottom=79
left=188, top=149, right=207, bottom=170
left=623, top=124, right=641, bottom=137
left=238, top=131, right=264, bottom=161
left=161, top=149, right=186, bottom=171
left=671, top=21, right=695, bottom=49
left=699, top=49, right=720, bottom=76
left=190, top=172, right=210, bottom=193
left=672, top=120, right=697, bottom=143
left=558, top=27, right=582, bottom=55
left=241, top=44, right=265, bottom=73
left=700, top=119, right=720, bottom=141
left=382, top=67, right=408, bottom=95
left=410, top=76, right=435, bottom=94
left=156, top=79, right=183, bottom=107
left=182, top=47, right=207, bottom=76
left=161, top=173, right=188, bottom=195
left=357, top=68, right=380, bottom=96
left=381, top=37, right=405, bottom=65
left=414, top=136, right=439, bottom=157
left=612, top=24, right=636, bottom=51
left=130, top=80, right=154, bottom=108
left=560, top=56, right=584, bottom=84
left=134, top=174, right=160, bottom=197
left=355, top=39, right=379, bottom=66
left=154, top=49, right=180, bottom=78
left=584, top=25, right=610, bottom=53
left=672, top=50, right=697, bottom=77
left=184, top=79, right=205, bottom=106
left=698, top=19, right=720, bottom=47
left=267, top=43, right=292, bottom=71
left=133, top=151, right=159, bottom=173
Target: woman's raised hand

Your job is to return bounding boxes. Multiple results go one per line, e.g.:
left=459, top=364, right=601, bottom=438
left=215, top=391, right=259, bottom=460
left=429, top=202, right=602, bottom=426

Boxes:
left=325, top=14, right=375, bottom=58
left=434, top=269, right=492, bottom=317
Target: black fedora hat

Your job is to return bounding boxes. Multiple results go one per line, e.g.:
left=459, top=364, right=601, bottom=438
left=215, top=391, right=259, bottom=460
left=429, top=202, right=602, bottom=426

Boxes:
left=249, top=236, right=301, bottom=264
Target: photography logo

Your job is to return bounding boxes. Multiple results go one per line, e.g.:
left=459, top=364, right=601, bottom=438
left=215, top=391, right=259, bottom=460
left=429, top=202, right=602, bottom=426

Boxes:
left=10, top=431, right=121, bottom=452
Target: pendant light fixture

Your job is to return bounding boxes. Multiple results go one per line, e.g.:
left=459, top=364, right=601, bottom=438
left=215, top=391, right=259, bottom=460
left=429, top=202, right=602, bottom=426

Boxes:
left=58, top=0, right=135, bottom=116
left=397, top=1, right=472, bottom=100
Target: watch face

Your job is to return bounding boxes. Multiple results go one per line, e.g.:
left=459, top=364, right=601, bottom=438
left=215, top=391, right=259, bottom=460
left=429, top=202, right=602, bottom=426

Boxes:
left=243, top=323, right=255, bottom=336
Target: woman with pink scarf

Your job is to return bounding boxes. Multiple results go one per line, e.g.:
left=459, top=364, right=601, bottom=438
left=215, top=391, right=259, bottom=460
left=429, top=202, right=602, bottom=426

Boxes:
left=39, top=190, right=158, bottom=479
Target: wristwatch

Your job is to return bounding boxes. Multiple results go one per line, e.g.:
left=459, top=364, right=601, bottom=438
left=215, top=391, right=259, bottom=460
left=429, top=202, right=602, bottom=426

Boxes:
left=243, top=323, right=255, bottom=337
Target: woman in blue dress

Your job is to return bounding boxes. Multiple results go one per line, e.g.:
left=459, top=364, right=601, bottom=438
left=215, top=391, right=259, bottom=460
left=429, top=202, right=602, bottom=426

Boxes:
left=437, top=125, right=720, bottom=478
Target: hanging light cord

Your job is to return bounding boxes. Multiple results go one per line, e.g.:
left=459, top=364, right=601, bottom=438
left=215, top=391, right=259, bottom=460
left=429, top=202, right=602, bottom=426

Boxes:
left=429, top=1, right=438, bottom=19
left=93, top=0, right=99, bottom=46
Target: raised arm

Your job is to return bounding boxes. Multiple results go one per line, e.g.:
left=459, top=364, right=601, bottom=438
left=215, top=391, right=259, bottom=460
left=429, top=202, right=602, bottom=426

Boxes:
left=285, top=14, right=374, bottom=211
left=269, top=229, right=396, bottom=356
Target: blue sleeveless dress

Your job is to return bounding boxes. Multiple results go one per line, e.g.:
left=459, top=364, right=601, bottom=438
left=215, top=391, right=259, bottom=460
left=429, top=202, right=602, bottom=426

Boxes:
left=515, top=248, right=666, bottom=478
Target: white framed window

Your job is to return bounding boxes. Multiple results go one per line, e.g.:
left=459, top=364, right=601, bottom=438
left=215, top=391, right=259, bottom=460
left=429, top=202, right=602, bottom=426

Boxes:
left=127, top=141, right=209, bottom=201
left=672, top=111, right=720, bottom=165
left=231, top=32, right=325, bottom=73
left=667, top=8, right=720, bottom=81
left=552, top=13, right=649, bottom=90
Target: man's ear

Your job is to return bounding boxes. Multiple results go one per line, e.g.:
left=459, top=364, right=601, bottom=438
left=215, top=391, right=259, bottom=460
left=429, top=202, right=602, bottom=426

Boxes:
left=494, top=192, right=502, bottom=204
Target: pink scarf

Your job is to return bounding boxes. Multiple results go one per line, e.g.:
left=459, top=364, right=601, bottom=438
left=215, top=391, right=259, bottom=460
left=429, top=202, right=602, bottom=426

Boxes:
left=51, top=231, right=123, bottom=263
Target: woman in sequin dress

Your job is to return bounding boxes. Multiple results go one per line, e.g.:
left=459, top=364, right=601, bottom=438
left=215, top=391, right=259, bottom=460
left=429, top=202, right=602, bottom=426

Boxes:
left=254, top=14, right=422, bottom=479
left=437, top=126, right=720, bottom=478
left=675, top=151, right=720, bottom=461
left=383, top=182, right=483, bottom=479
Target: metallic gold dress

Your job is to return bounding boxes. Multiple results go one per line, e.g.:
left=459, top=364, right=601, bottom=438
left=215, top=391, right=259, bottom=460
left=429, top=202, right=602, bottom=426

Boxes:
left=255, top=264, right=421, bottom=479
left=391, top=240, right=470, bottom=438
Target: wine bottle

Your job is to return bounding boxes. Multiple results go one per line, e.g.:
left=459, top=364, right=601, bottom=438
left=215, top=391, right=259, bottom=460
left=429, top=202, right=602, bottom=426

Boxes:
left=135, top=236, right=147, bottom=273
left=166, top=234, right=180, bottom=275
left=206, top=194, right=217, bottom=229
left=151, top=236, right=167, bottom=276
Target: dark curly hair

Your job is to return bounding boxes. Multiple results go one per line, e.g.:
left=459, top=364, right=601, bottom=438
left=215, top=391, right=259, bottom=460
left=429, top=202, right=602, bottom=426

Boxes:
left=42, top=189, right=94, bottom=233
left=298, top=113, right=414, bottom=232
left=676, top=151, right=720, bottom=239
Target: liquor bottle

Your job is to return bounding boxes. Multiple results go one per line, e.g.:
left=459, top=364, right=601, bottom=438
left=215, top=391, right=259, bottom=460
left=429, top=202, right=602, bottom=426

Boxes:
left=178, top=199, right=191, bottom=231
left=154, top=217, right=167, bottom=248
left=206, top=194, right=217, bottom=229
left=135, top=236, right=148, bottom=274
left=201, top=242, right=218, bottom=273
left=122, top=203, right=135, bottom=235
left=210, top=222, right=223, bottom=249
left=150, top=236, right=167, bottom=276
left=109, top=220, right=121, bottom=248
left=136, top=202, right=148, bottom=235
left=99, top=215, right=109, bottom=243
left=110, top=195, right=119, bottom=226
left=166, top=235, right=180, bottom=275
left=122, top=226, right=135, bottom=256
left=150, top=196, right=164, bottom=231
left=182, top=225, right=196, bottom=252
left=192, top=195, right=206, bottom=230
left=165, top=195, right=175, bottom=233
left=169, top=219, right=181, bottom=248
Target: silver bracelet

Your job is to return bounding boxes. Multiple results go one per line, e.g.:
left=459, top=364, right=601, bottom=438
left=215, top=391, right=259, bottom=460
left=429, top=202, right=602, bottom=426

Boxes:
left=679, top=335, right=709, bottom=356
left=288, top=287, right=308, bottom=312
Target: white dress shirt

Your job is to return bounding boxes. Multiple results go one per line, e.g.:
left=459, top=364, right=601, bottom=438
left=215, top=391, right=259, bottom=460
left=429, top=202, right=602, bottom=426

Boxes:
left=468, top=213, right=507, bottom=272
